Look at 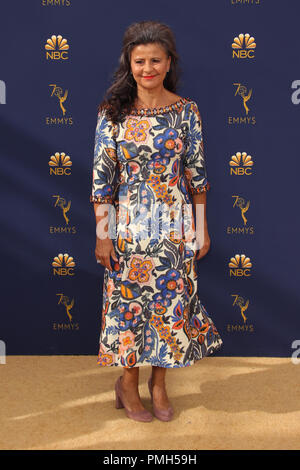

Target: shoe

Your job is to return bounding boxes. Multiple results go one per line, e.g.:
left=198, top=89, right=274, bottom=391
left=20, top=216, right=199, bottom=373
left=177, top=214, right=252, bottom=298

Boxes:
left=115, top=376, right=153, bottom=422
left=148, top=375, right=174, bottom=421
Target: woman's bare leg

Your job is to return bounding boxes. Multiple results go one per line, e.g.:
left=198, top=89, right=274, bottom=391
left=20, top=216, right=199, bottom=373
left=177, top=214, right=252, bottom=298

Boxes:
left=151, top=366, right=171, bottom=409
left=120, top=367, right=147, bottom=412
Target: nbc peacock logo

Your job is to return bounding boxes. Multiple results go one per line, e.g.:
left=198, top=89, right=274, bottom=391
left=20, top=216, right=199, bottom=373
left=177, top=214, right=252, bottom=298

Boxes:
left=45, top=35, right=69, bottom=60
left=229, top=152, right=253, bottom=176
left=52, top=253, right=75, bottom=276
left=228, top=254, right=252, bottom=277
left=232, top=33, right=256, bottom=59
left=49, top=152, right=72, bottom=175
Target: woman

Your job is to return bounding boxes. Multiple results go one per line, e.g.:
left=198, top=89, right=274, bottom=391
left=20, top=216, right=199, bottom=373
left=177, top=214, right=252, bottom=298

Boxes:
left=90, top=20, right=223, bottom=422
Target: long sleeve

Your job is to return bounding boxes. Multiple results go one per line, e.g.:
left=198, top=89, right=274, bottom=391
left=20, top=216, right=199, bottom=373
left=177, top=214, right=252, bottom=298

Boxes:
left=183, top=101, right=210, bottom=194
left=90, top=107, right=118, bottom=204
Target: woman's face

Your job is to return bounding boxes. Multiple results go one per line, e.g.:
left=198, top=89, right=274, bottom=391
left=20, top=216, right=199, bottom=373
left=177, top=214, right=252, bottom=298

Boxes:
left=130, top=42, right=171, bottom=91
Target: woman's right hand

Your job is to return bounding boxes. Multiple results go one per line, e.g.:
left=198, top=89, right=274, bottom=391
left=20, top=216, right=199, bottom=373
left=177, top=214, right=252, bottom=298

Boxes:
left=95, top=237, right=118, bottom=271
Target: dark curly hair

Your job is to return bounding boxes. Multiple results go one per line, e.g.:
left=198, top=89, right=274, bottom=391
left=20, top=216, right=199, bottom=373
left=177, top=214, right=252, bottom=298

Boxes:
left=98, top=20, right=182, bottom=124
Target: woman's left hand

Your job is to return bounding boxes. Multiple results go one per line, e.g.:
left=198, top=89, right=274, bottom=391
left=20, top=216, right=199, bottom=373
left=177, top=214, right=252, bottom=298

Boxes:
left=195, top=228, right=211, bottom=260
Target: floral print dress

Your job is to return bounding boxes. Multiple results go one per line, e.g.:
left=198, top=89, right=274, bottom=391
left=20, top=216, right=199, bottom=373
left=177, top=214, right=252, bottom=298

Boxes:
left=90, top=96, right=223, bottom=368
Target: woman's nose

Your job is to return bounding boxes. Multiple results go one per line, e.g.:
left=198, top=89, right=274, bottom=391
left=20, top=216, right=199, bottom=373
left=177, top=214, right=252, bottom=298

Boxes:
left=143, top=63, right=154, bottom=73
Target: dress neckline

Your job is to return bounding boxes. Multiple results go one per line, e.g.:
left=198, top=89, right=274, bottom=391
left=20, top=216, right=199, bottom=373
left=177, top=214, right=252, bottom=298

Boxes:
left=130, top=96, right=192, bottom=117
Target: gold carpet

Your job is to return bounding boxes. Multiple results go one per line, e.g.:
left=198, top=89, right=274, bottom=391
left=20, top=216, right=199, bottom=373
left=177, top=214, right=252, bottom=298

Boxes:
left=0, top=356, right=299, bottom=450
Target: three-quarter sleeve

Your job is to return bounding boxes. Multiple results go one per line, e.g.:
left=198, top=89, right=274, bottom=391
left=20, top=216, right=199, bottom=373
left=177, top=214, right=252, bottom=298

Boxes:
left=90, top=107, right=118, bottom=204
left=183, top=101, right=210, bottom=194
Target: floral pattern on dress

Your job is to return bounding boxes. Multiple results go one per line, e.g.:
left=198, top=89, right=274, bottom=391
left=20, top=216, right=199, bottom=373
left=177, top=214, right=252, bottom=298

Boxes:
left=91, top=97, right=223, bottom=368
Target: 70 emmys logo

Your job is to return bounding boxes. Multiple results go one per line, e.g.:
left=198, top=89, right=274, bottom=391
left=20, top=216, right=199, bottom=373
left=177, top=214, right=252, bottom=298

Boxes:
left=0, top=80, right=6, bottom=104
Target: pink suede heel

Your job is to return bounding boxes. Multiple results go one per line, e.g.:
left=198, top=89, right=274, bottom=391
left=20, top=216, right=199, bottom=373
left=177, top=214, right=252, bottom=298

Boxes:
left=148, top=376, right=174, bottom=421
left=115, top=376, right=153, bottom=422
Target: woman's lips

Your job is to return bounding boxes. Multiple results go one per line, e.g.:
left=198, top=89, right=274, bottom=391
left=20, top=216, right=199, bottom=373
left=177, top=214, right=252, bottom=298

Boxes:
left=143, top=75, right=156, bottom=79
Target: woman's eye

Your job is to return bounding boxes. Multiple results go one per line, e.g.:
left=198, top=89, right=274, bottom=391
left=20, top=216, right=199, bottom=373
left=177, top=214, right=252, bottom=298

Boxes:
left=135, top=60, right=160, bottom=64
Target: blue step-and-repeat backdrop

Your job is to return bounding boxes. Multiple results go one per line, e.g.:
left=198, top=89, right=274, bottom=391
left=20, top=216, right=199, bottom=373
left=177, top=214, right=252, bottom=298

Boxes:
left=1, top=0, right=299, bottom=357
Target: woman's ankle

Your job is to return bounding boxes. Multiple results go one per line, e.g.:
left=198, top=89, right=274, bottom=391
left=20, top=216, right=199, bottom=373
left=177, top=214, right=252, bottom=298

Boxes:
left=121, top=375, right=139, bottom=390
